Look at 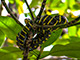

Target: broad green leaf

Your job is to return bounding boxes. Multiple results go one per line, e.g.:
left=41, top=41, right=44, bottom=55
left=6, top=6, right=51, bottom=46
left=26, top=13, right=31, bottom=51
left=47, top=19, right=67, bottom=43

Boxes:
left=53, top=36, right=80, bottom=46
left=50, top=42, right=80, bottom=58
left=0, top=49, right=9, bottom=53
left=2, top=47, right=23, bottom=58
left=0, top=16, right=22, bottom=40
left=0, top=48, right=16, bottom=60
left=41, top=29, right=62, bottom=48
left=53, top=39, right=70, bottom=45
left=69, top=37, right=80, bottom=43
left=40, top=51, right=49, bottom=59
left=0, top=30, right=6, bottom=48
left=68, top=26, right=77, bottom=36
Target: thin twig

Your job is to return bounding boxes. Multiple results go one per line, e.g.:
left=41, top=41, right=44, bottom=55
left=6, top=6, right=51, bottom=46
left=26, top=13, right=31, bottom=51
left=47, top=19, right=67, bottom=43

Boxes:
left=35, top=0, right=47, bottom=21
left=37, top=48, right=43, bottom=60
left=24, top=0, right=34, bottom=20
left=1, top=0, right=24, bottom=27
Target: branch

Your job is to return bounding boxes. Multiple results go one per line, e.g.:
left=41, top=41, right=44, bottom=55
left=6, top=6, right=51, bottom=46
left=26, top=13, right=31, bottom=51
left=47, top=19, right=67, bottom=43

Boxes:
left=35, top=0, right=47, bottom=21
left=24, top=0, right=34, bottom=20
left=1, top=0, right=24, bottom=27
left=53, top=16, right=80, bottom=29
left=34, top=16, right=80, bottom=29
left=37, top=48, right=43, bottom=60
left=23, top=47, right=29, bottom=60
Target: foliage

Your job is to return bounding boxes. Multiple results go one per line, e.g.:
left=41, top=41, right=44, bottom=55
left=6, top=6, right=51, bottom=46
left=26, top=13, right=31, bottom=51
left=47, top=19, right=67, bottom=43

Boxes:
left=0, top=0, right=80, bottom=60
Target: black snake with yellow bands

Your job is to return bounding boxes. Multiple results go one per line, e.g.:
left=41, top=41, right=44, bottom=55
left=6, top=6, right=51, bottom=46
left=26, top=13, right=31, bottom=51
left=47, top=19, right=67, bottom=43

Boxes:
left=16, top=15, right=67, bottom=51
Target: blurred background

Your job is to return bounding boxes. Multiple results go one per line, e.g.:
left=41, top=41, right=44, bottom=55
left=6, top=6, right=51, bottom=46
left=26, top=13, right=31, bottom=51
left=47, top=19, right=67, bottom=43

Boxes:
left=0, top=0, right=80, bottom=60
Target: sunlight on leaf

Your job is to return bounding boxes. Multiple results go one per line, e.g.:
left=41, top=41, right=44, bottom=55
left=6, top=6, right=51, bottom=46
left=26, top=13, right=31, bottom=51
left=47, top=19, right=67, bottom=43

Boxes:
left=0, top=30, right=6, bottom=48
left=77, top=28, right=80, bottom=37
left=58, top=9, right=65, bottom=15
left=68, top=26, right=77, bottom=36
left=2, top=47, right=23, bottom=58
left=50, top=42, right=80, bottom=58
left=7, top=39, right=14, bottom=44
left=62, top=34, right=70, bottom=39
left=0, top=48, right=16, bottom=60
left=53, top=39, right=70, bottom=45
left=0, top=16, right=22, bottom=40
left=18, top=1, right=24, bottom=14
left=8, top=0, right=14, bottom=4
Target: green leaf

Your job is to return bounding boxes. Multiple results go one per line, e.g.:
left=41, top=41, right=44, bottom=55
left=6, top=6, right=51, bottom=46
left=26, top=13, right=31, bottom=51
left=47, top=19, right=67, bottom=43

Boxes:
left=68, top=26, right=77, bottom=36
left=0, top=16, right=22, bottom=40
left=77, top=28, right=80, bottom=37
left=0, top=30, right=6, bottom=48
left=30, top=50, right=50, bottom=59
left=8, top=0, right=14, bottom=4
left=68, top=0, right=76, bottom=9
left=29, top=50, right=39, bottom=58
left=15, top=0, right=20, bottom=7
left=53, top=39, right=70, bottom=45
left=50, top=0, right=61, bottom=7
left=2, top=47, right=23, bottom=58
left=40, top=51, right=49, bottom=59
left=69, top=37, right=80, bottom=43
left=50, top=42, right=80, bottom=58
left=73, top=4, right=80, bottom=10
left=0, top=48, right=16, bottom=60
left=41, top=29, right=62, bottom=48
left=30, top=0, right=39, bottom=8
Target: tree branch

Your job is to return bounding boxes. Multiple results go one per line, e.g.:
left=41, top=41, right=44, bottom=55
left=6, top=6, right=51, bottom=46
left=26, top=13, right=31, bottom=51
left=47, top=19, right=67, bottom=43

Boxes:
left=37, top=48, right=43, bottom=60
left=1, top=0, right=24, bottom=27
left=24, top=0, right=34, bottom=20
left=23, top=47, right=29, bottom=60
left=34, top=16, right=80, bottom=29
left=35, top=0, right=47, bottom=21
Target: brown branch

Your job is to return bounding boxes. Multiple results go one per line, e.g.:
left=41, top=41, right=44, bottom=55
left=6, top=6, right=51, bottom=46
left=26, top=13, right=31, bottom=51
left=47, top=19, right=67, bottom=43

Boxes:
left=34, top=16, right=80, bottom=29
left=23, top=47, right=29, bottom=60
left=35, top=0, right=47, bottom=21
left=1, top=0, right=24, bottom=27
left=37, top=48, right=43, bottom=60
left=24, top=0, right=34, bottom=20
